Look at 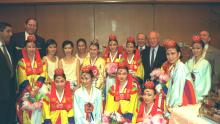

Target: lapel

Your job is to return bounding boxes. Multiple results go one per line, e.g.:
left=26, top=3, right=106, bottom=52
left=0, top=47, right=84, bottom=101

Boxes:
left=152, top=45, right=161, bottom=68
left=0, top=48, right=10, bottom=70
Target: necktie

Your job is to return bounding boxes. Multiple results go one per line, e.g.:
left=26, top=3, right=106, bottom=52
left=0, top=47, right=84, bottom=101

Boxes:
left=151, top=48, right=155, bottom=68
left=2, top=45, right=13, bottom=76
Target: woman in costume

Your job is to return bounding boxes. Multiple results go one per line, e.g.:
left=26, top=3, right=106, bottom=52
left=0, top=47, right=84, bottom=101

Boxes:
left=82, top=40, right=106, bottom=90
left=104, top=63, right=138, bottom=123
left=74, top=65, right=102, bottom=124
left=135, top=81, right=166, bottom=124
left=75, top=38, right=89, bottom=65
left=16, top=35, right=48, bottom=124
left=186, top=35, right=211, bottom=101
left=59, top=40, right=80, bottom=90
left=103, top=34, right=124, bottom=96
left=163, top=39, right=197, bottom=107
left=42, top=68, right=74, bottom=124
left=43, top=39, right=59, bottom=85
left=123, top=36, right=144, bottom=89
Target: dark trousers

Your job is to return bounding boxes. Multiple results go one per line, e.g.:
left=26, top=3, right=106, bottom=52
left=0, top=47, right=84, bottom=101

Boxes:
left=0, top=100, right=16, bottom=124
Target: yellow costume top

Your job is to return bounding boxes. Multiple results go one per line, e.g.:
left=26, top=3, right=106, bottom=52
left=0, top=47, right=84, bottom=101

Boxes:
left=42, top=82, right=74, bottom=124
left=104, top=75, right=138, bottom=123
left=82, top=56, right=106, bottom=89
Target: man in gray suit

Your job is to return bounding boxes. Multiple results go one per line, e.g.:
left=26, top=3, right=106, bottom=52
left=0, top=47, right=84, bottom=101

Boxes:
left=200, top=30, right=220, bottom=90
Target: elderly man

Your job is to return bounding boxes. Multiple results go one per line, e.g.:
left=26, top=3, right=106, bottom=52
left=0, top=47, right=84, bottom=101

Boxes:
left=142, top=31, right=167, bottom=82
left=10, top=17, right=45, bottom=66
left=200, top=30, right=220, bottom=90
left=136, top=33, right=147, bottom=52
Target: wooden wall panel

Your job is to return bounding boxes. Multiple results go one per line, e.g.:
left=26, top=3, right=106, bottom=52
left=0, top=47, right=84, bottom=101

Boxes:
left=35, top=4, right=94, bottom=57
left=0, top=5, right=35, bottom=32
left=154, top=5, right=211, bottom=46
left=95, top=4, right=154, bottom=48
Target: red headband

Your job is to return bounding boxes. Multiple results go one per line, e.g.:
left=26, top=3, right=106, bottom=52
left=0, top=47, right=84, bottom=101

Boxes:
left=127, top=36, right=135, bottom=43
left=144, top=81, right=155, bottom=89
left=54, top=68, right=64, bottom=76
left=27, top=35, right=36, bottom=42
left=163, top=39, right=177, bottom=48
left=192, top=35, right=201, bottom=43
left=109, top=34, right=117, bottom=41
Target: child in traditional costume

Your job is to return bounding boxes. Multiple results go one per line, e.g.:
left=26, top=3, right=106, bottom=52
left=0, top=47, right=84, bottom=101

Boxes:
left=74, top=65, right=102, bottom=124
left=82, top=41, right=106, bottom=90
left=104, top=63, right=138, bottom=123
left=42, top=68, right=74, bottom=124
left=17, top=35, right=48, bottom=124
left=135, top=81, right=166, bottom=124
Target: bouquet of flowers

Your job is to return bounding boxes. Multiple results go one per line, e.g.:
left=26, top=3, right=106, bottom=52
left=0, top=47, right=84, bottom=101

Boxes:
left=143, top=114, right=167, bottom=124
left=106, top=63, right=118, bottom=75
left=150, top=68, right=170, bottom=84
left=102, top=112, right=124, bottom=124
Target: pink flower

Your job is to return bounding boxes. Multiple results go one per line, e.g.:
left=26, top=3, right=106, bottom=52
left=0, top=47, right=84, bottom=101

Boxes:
left=150, top=68, right=163, bottom=80
left=106, top=63, right=118, bottom=74
left=159, top=73, right=170, bottom=84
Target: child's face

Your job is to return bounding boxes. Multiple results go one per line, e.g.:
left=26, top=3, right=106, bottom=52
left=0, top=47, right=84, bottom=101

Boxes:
left=81, top=73, right=92, bottom=88
left=47, top=44, right=57, bottom=55
left=143, top=89, right=156, bottom=104
left=116, top=68, right=128, bottom=83
left=54, top=76, right=66, bottom=91
left=63, top=44, right=73, bottom=56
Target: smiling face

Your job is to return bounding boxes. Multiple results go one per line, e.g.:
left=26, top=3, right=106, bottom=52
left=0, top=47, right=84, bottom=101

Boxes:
left=199, top=31, right=210, bottom=44
left=108, top=40, right=118, bottom=53
left=25, top=19, right=37, bottom=35
left=148, top=32, right=159, bottom=48
left=192, top=42, right=203, bottom=58
left=117, top=68, right=128, bottom=83
left=126, top=42, right=135, bottom=54
left=54, top=76, right=66, bottom=91
left=77, top=41, right=87, bottom=54
left=26, top=42, right=36, bottom=57
left=137, top=33, right=146, bottom=47
left=166, top=48, right=180, bottom=64
left=63, top=44, right=73, bottom=56
left=47, top=44, right=57, bottom=55
left=89, top=45, right=99, bottom=58
left=81, top=72, right=92, bottom=88
left=143, top=88, right=156, bottom=104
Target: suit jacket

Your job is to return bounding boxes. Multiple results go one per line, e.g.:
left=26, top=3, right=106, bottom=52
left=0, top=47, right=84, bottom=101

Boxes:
left=205, top=45, right=220, bottom=89
left=0, top=45, right=16, bottom=101
left=10, top=32, right=45, bottom=66
left=141, top=45, right=167, bottom=82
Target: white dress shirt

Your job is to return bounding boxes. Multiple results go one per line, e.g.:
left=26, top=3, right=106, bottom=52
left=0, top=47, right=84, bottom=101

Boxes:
left=149, top=45, right=159, bottom=66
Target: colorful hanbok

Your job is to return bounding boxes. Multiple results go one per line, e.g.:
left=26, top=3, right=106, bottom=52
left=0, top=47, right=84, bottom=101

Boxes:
left=42, top=81, right=74, bottom=124
left=103, top=46, right=124, bottom=96
left=82, top=56, right=106, bottom=89
left=17, top=48, right=48, bottom=124
left=165, top=60, right=197, bottom=107
left=104, top=74, right=138, bottom=123
left=74, top=86, right=102, bottom=124
left=185, top=57, right=211, bottom=101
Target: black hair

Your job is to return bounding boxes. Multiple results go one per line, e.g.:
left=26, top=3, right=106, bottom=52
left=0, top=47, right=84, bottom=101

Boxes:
left=62, top=40, right=74, bottom=49
left=54, top=74, right=66, bottom=80
left=108, top=39, right=118, bottom=45
left=46, top=39, right=57, bottom=48
left=142, top=87, right=157, bottom=95
left=82, top=70, right=95, bottom=78
left=117, top=66, right=129, bottom=73
left=192, top=40, right=205, bottom=49
left=24, top=40, right=36, bottom=47
left=25, top=17, right=37, bottom=25
left=76, top=38, right=87, bottom=47
left=89, top=41, right=100, bottom=50
left=0, top=22, right=12, bottom=32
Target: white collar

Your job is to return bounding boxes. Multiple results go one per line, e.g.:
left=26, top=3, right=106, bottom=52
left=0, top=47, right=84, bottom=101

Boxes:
left=0, top=41, right=3, bottom=47
left=119, top=81, right=128, bottom=93
left=150, top=45, right=159, bottom=51
left=56, top=90, right=65, bottom=103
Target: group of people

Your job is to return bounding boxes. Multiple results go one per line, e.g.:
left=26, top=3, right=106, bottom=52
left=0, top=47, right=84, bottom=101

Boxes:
left=0, top=17, right=220, bottom=124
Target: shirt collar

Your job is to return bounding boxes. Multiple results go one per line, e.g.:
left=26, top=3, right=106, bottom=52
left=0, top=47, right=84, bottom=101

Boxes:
left=150, top=45, right=159, bottom=51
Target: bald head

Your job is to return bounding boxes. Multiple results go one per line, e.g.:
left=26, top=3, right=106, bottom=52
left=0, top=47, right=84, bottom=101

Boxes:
left=199, top=30, right=211, bottom=44
left=147, top=31, right=160, bottom=48
left=136, top=33, right=146, bottom=47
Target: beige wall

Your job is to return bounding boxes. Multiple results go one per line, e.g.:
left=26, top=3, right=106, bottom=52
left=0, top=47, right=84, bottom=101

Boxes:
left=0, top=4, right=220, bottom=56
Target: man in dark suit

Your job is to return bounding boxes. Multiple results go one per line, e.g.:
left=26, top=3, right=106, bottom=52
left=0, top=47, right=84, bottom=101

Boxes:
left=10, top=17, right=45, bottom=66
left=200, top=30, right=220, bottom=91
left=142, top=31, right=167, bottom=82
left=136, top=33, right=147, bottom=52
left=0, top=22, right=17, bottom=124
